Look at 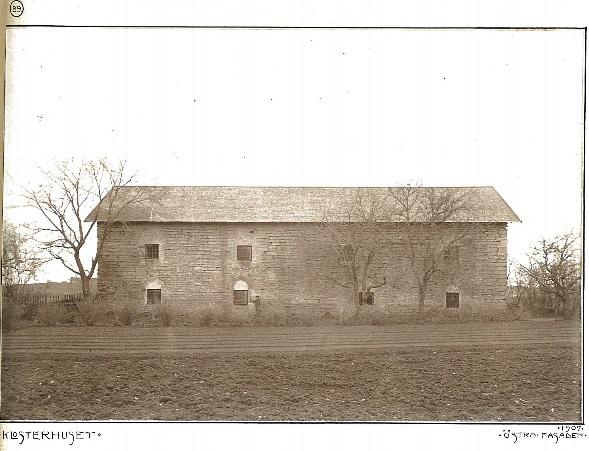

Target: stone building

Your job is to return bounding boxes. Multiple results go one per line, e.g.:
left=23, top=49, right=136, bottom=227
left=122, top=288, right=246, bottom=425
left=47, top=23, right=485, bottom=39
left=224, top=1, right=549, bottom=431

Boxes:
left=86, top=186, right=520, bottom=318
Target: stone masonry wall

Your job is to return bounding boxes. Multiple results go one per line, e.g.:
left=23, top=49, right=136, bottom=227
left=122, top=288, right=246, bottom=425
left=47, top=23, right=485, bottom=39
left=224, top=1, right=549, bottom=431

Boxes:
left=96, top=222, right=508, bottom=315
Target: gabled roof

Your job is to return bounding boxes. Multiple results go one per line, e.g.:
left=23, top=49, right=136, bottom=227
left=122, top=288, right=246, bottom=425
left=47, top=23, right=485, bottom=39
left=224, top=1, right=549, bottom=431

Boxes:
left=85, top=186, right=521, bottom=223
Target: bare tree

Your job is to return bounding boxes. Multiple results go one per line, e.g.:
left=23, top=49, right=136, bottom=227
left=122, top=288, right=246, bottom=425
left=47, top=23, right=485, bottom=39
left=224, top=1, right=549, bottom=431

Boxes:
left=2, top=221, right=46, bottom=299
left=518, top=232, right=581, bottom=318
left=23, top=158, right=143, bottom=298
left=317, top=188, right=390, bottom=309
left=506, top=258, right=525, bottom=305
left=389, top=184, right=480, bottom=317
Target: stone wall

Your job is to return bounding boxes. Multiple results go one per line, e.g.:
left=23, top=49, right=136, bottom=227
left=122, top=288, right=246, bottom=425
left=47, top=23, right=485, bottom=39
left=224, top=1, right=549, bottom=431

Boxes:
left=96, top=222, right=508, bottom=315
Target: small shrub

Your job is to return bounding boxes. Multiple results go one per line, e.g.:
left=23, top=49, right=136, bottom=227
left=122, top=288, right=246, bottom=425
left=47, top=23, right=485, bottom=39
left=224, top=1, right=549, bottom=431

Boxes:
left=285, top=307, right=341, bottom=326
left=21, top=302, right=39, bottom=321
left=226, top=308, right=255, bottom=326
left=138, top=310, right=155, bottom=327
left=255, top=310, right=287, bottom=326
left=76, top=300, right=106, bottom=326
left=418, top=305, right=448, bottom=324
left=506, top=305, right=532, bottom=321
left=363, top=311, right=396, bottom=326
left=188, top=305, right=257, bottom=327
left=102, top=309, right=117, bottom=325
left=154, top=304, right=176, bottom=327
left=35, top=302, right=70, bottom=326
left=288, top=310, right=321, bottom=326
left=193, top=306, right=216, bottom=327
left=116, top=302, right=140, bottom=326
left=337, top=307, right=359, bottom=326
left=340, top=307, right=397, bottom=326
left=506, top=299, right=531, bottom=321
left=2, top=301, right=21, bottom=332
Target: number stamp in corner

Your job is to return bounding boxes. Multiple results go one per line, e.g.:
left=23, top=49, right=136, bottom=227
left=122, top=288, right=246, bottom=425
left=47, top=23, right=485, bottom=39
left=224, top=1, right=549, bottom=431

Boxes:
left=9, top=0, right=25, bottom=18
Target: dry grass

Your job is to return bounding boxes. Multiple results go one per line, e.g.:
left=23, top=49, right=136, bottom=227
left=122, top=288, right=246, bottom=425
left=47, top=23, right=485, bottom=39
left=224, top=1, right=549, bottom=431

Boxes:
left=76, top=300, right=107, bottom=326
left=34, top=303, right=72, bottom=326
left=154, top=304, right=177, bottom=327
left=1, top=344, right=580, bottom=422
left=4, top=299, right=528, bottom=330
left=116, top=302, right=140, bottom=326
left=1, top=302, right=21, bottom=332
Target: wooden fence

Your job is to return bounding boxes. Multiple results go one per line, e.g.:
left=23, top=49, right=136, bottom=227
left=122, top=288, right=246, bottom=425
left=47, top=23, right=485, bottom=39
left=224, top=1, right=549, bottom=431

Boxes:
left=7, top=293, right=83, bottom=306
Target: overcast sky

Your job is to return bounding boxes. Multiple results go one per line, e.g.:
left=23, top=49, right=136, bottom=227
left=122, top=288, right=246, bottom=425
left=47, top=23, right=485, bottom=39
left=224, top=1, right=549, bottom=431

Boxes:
left=3, top=27, right=584, bottom=282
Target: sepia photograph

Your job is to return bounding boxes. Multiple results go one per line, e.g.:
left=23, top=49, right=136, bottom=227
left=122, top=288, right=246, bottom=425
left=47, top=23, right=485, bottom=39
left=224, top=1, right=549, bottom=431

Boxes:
left=0, top=2, right=585, bottom=446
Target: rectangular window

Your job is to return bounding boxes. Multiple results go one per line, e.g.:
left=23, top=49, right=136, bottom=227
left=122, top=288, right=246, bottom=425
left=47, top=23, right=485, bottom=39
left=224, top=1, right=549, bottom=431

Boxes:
left=233, top=290, right=248, bottom=305
left=446, top=292, right=459, bottom=308
left=237, top=245, right=252, bottom=261
left=147, top=289, right=162, bottom=304
left=358, top=292, right=375, bottom=305
left=145, top=244, right=159, bottom=259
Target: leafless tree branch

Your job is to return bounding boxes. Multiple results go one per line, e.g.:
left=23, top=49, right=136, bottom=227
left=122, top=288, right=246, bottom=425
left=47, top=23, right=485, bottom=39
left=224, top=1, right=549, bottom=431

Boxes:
left=389, top=184, right=482, bottom=317
left=22, top=157, right=141, bottom=298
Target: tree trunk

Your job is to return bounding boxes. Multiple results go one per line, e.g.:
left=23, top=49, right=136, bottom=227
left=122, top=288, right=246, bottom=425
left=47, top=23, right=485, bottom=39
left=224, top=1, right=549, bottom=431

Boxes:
left=81, top=275, right=91, bottom=300
left=418, top=286, right=426, bottom=318
left=554, top=295, right=562, bottom=317
left=345, top=281, right=360, bottom=317
left=557, top=293, right=571, bottom=319
left=564, top=294, right=580, bottom=320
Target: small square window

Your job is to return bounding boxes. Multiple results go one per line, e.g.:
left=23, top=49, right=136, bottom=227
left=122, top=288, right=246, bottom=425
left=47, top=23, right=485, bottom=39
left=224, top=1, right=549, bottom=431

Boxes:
left=237, top=245, right=252, bottom=261
left=446, top=292, right=459, bottom=308
left=147, top=289, right=162, bottom=304
left=358, top=292, right=374, bottom=305
left=233, top=290, right=248, bottom=305
left=145, top=244, right=159, bottom=259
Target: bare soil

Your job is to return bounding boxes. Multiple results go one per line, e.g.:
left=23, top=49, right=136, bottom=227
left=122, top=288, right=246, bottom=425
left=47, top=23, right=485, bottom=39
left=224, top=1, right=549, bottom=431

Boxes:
left=1, top=320, right=580, bottom=354
left=1, top=344, right=581, bottom=422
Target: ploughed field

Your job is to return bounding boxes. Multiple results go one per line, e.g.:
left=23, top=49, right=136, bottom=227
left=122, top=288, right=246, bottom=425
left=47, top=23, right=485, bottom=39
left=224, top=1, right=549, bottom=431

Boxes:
left=0, top=321, right=581, bottom=421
